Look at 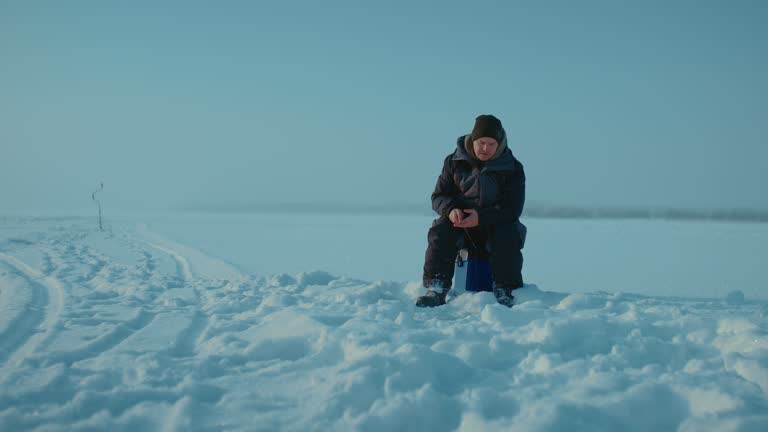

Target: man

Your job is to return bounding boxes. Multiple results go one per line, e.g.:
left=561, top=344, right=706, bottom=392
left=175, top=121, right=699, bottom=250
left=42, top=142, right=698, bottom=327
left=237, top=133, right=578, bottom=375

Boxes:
left=417, top=114, right=526, bottom=308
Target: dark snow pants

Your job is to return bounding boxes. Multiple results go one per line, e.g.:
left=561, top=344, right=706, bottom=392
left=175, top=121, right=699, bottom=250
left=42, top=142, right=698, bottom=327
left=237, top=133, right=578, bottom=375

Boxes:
left=423, top=216, right=524, bottom=290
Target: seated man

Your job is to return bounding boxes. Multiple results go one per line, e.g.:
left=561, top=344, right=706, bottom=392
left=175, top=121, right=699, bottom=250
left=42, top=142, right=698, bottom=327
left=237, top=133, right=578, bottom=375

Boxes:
left=417, top=114, right=526, bottom=308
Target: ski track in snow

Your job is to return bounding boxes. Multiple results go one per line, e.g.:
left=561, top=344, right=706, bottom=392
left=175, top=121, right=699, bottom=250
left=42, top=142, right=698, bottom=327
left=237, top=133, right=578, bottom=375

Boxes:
left=139, top=237, right=210, bottom=360
left=0, top=218, right=767, bottom=431
left=0, top=252, right=64, bottom=377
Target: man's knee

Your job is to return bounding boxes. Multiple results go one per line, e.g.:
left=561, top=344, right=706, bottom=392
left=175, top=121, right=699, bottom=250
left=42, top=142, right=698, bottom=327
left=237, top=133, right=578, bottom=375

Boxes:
left=428, top=216, right=460, bottom=243
left=429, top=215, right=454, bottom=232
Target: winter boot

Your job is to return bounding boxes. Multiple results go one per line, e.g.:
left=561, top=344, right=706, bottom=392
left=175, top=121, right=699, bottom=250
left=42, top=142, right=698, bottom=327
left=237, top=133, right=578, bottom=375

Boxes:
left=493, top=285, right=516, bottom=308
left=416, top=286, right=449, bottom=308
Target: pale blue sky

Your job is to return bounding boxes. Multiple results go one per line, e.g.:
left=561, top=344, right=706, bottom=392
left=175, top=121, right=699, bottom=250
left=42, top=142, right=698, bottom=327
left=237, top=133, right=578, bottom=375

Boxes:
left=2, top=0, right=766, bottom=212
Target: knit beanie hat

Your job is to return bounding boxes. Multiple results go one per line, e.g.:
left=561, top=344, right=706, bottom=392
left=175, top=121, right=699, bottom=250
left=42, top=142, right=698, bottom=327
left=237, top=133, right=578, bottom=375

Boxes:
left=470, top=114, right=504, bottom=144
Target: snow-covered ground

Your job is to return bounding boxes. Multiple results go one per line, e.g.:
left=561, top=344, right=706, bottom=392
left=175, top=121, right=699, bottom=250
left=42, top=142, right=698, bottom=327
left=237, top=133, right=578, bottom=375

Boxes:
left=1, top=214, right=767, bottom=431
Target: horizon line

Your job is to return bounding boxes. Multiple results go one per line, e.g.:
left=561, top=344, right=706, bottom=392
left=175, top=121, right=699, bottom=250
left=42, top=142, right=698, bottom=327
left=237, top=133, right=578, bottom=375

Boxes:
left=176, top=202, right=768, bottom=223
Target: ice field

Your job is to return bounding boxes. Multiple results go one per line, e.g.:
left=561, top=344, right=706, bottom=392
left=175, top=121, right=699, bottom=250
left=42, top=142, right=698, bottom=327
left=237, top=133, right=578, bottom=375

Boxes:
left=0, top=214, right=766, bottom=431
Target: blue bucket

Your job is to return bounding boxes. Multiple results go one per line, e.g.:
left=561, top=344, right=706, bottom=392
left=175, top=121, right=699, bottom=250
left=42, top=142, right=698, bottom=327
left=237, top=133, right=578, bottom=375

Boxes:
left=453, top=249, right=493, bottom=293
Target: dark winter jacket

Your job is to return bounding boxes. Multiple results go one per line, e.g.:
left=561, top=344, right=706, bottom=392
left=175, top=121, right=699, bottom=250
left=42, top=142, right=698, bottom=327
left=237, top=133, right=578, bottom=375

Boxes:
left=431, top=134, right=527, bottom=243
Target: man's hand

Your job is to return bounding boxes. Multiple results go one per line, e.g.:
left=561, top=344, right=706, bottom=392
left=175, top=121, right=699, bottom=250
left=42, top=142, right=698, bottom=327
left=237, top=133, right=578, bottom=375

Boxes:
left=449, top=208, right=464, bottom=225
left=453, top=209, right=479, bottom=228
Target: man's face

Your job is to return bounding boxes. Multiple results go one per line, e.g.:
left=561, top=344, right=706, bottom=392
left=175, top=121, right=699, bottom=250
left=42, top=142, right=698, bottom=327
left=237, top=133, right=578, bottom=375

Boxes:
left=473, top=137, right=499, bottom=161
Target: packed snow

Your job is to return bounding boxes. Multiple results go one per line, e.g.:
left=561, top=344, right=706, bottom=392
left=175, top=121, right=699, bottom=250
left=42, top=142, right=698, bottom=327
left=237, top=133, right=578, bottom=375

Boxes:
left=1, top=214, right=767, bottom=431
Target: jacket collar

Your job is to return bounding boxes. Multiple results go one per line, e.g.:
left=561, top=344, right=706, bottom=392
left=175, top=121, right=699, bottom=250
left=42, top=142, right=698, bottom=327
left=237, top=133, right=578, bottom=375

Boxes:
left=452, top=134, right=517, bottom=172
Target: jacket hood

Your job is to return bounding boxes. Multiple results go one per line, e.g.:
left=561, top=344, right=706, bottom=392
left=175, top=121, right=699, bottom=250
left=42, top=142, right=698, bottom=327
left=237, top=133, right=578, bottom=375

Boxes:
left=453, top=134, right=517, bottom=172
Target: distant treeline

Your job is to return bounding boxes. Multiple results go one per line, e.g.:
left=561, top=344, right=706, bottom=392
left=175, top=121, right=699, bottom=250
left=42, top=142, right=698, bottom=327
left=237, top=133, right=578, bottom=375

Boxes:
left=180, top=203, right=768, bottom=223
left=524, top=206, right=768, bottom=223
